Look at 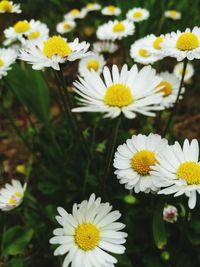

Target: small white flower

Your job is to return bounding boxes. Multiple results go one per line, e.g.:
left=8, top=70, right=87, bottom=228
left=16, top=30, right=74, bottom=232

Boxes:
left=162, top=27, right=200, bottom=61
left=101, top=5, right=121, bottom=16
left=79, top=53, right=106, bottom=76
left=50, top=194, right=127, bottom=267
left=0, top=0, right=21, bottom=13
left=19, top=36, right=90, bottom=70
left=0, top=48, right=18, bottom=79
left=114, top=134, right=168, bottom=193
left=72, top=64, right=164, bottom=119
left=163, top=205, right=178, bottom=223
left=0, top=179, right=26, bottom=211
left=56, top=20, right=76, bottom=34
left=164, top=10, right=181, bottom=20
left=173, top=62, right=194, bottom=82
left=93, top=41, right=119, bottom=54
left=85, top=2, right=101, bottom=12
left=126, top=8, right=149, bottom=22
left=97, top=20, right=135, bottom=41
left=151, top=139, right=200, bottom=209
left=156, top=71, right=185, bottom=108
left=140, top=34, right=166, bottom=57
left=64, top=8, right=87, bottom=20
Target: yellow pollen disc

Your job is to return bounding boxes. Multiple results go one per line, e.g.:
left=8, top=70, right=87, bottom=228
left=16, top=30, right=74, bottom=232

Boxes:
left=63, top=23, right=71, bottom=30
left=8, top=192, right=23, bottom=205
left=179, top=67, right=189, bottom=76
left=87, top=3, right=94, bottom=9
left=0, top=0, right=12, bottom=12
left=131, top=150, right=158, bottom=175
left=177, top=161, right=200, bottom=185
left=133, top=11, right=143, bottom=18
left=43, top=36, right=72, bottom=58
left=87, top=59, right=99, bottom=71
left=176, top=32, right=199, bottom=51
left=75, top=223, right=100, bottom=251
left=153, top=37, right=164, bottom=50
left=0, top=58, right=4, bottom=67
left=139, top=48, right=150, bottom=57
left=157, top=81, right=173, bottom=97
left=14, top=21, right=30, bottom=33
left=71, top=8, right=80, bottom=16
left=28, top=31, right=40, bottom=40
left=113, top=22, right=125, bottom=32
left=104, top=83, right=133, bottom=107
left=169, top=10, right=177, bottom=17
left=107, top=5, right=116, bottom=13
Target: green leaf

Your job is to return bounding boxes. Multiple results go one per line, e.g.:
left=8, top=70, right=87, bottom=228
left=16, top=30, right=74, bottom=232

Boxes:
left=3, top=226, right=34, bottom=256
left=152, top=201, right=167, bottom=249
left=6, top=258, right=24, bottom=267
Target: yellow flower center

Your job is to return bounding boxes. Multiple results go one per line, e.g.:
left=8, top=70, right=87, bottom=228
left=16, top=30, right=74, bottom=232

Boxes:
left=153, top=37, right=164, bottom=50
left=157, top=81, right=173, bottom=97
left=87, top=59, right=99, bottom=71
left=63, top=23, right=71, bottom=30
left=87, top=3, right=94, bottom=9
left=8, top=192, right=23, bottom=205
left=113, top=22, right=125, bottom=32
left=0, top=58, right=4, bottom=67
left=133, top=11, right=143, bottom=18
left=43, top=36, right=72, bottom=58
left=169, top=10, right=178, bottom=17
left=14, top=21, right=30, bottom=33
left=71, top=8, right=80, bottom=16
left=104, top=83, right=133, bottom=107
left=139, top=48, right=150, bottom=57
left=179, top=67, right=189, bottom=76
left=28, top=31, right=40, bottom=40
left=176, top=32, right=199, bottom=51
left=0, top=0, right=12, bottom=12
left=74, top=223, right=100, bottom=251
left=177, top=161, right=200, bottom=185
left=131, top=150, right=158, bottom=175
left=107, top=5, right=116, bottom=13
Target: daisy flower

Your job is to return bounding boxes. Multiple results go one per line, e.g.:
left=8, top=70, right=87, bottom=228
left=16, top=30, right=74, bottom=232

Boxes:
left=163, top=205, right=178, bottom=223
left=56, top=20, right=76, bottom=35
left=49, top=194, right=127, bottom=267
left=72, top=64, right=164, bottom=119
left=85, top=3, right=101, bottom=12
left=0, top=48, right=18, bottom=79
left=113, top=134, right=168, bottom=193
left=130, top=38, right=162, bottom=65
left=0, top=179, right=26, bottom=211
left=0, top=0, right=21, bottom=13
left=162, top=27, right=200, bottom=61
left=126, top=8, right=149, bottom=22
left=78, top=54, right=106, bottom=76
left=151, top=139, right=200, bottom=209
left=19, top=36, right=90, bottom=70
left=156, top=71, right=185, bottom=108
left=164, top=10, right=181, bottom=20
left=97, top=20, right=135, bottom=41
left=93, top=41, right=119, bottom=54
left=64, top=8, right=87, bottom=20
left=173, top=62, right=194, bottom=82
left=140, top=34, right=166, bottom=57
left=101, top=5, right=121, bottom=16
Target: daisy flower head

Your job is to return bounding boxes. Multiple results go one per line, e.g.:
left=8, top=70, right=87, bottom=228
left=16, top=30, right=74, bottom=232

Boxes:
left=97, top=20, right=135, bottom=41
left=101, top=5, right=121, bottom=16
left=173, top=62, right=194, bottom=82
left=126, top=8, right=150, bottom=22
left=156, top=71, right=185, bottom=108
left=162, top=27, right=200, bottom=61
left=56, top=20, right=76, bottom=35
left=0, top=0, right=21, bottom=13
left=19, top=36, right=90, bottom=70
left=49, top=194, right=127, bottom=267
left=130, top=38, right=162, bottom=65
left=64, top=8, right=87, bottom=20
left=0, top=48, right=18, bottom=79
left=79, top=53, right=106, bottom=76
left=0, top=179, right=26, bottom=211
left=72, top=64, right=164, bottom=119
left=141, top=34, right=166, bottom=57
left=114, top=134, right=168, bottom=193
left=151, top=139, right=200, bottom=209
left=163, top=205, right=178, bottom=223
left=164, top=10, right=181, bottom=20
left=85, top=2, right=101, bottom=12
left=93, top=41, right=119, bottom=54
